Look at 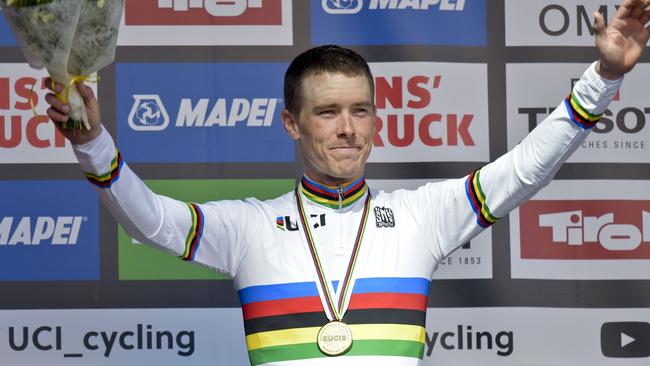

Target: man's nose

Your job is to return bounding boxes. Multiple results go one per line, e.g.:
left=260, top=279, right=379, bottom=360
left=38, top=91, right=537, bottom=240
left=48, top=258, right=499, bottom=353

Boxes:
left=337, top=111, right=354, bottom=136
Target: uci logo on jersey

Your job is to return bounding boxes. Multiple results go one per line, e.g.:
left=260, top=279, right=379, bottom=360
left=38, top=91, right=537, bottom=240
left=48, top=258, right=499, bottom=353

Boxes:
left=322, top=0, right=362, bottom=14
left=128, top=95, right=170, bottom=131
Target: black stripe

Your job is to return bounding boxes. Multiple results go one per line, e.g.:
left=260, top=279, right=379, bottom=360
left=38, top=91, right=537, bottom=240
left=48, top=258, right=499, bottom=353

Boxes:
left=244, top=308, right=425, bottom=335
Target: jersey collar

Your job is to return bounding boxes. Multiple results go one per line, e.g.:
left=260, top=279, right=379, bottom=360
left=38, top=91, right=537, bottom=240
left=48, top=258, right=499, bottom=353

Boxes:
left=299, top=175, right=367, bottom=210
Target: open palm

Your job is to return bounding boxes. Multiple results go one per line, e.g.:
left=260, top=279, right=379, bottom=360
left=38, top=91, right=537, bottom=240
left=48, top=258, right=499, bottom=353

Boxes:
left=595, top=0, right=650, bottom=78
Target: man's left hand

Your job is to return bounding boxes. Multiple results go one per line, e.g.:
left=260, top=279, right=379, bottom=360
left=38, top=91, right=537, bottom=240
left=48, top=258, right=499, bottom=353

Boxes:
left=595, top=0, right=650, bottom=79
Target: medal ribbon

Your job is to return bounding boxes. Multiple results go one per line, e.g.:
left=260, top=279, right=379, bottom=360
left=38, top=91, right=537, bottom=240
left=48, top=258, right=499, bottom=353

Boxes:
left=294, top=186, right=372, bottom=321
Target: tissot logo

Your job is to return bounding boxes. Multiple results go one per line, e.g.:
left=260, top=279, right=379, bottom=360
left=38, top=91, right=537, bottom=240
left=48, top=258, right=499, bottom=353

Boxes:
left=601, top=322, right=650, bottom=358
left=506, top=63, right=650, bottom=163
left=519, top=200, right=650, bottom=259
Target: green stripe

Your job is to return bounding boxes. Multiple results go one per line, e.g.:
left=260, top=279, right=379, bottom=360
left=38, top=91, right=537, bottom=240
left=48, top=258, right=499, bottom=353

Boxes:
left=473, top=170, right=497, bottom=221
left=302, top=194, right=340, bottom=209
left=249, top=339, right=423, bottom=366
left=570, top=93, right=601, bottom=120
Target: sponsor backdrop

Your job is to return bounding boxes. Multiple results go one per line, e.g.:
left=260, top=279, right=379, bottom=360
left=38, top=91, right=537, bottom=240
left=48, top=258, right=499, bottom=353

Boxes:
left=1, top=0, right=649, bottom=365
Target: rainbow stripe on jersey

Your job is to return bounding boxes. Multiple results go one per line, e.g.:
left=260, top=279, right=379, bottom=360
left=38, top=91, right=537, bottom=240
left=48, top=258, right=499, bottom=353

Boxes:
left=300, top=176, right=367, bottom=209
left=239, top=277, right=429, bottom=365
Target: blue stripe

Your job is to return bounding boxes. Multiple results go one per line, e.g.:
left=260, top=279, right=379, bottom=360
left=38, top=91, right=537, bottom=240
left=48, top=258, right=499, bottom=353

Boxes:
left=564, top=99, right=592, bottom=130
left=238, top=277, right=429, bottom=305
left=303, top=175, right=363, bottom=195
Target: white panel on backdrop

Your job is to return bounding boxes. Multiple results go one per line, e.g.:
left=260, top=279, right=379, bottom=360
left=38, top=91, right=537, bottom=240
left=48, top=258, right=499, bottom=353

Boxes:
left=424, top=307, right=650, bottom=364
left=510, top=180, right=650, bottom=280
left=368, top=62, right=490, bottom=163
left=0, top=308, right=249, bottom=365
left=505, top=0, right=622, bottom=46
left=0, top=64, right=97, bottom=164
left=117, top=0, right=293, bottom=46
left=507, top=63, right=649, bottom=163
left=369, top=179, right=493, bottom=279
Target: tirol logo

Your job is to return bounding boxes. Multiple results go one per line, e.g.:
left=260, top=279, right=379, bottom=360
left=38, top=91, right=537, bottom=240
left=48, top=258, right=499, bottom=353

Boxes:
left=312, top=0, right=485, bottom=46
left=519, top=200, right=650, bottom=259
left=128, top=95, right=170, bottom=131
left=125, top=0, right=282, bottom=25
left=0, top=181, right=99, bottom=281
left=116, top=62, right=293, bottom=163
left=0, top=64, right=80, bottom=163
left=368, top=63, right=489, bottom=162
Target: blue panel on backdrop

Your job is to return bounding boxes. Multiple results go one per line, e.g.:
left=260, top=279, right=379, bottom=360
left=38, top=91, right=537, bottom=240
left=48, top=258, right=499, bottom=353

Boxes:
left=0, top=181, right=99, bottom=281
left=312, top=0, right=486, bottom=46
left=0, top=10, right=17, bottom=45
left=116, top=63, right=294, bottom=163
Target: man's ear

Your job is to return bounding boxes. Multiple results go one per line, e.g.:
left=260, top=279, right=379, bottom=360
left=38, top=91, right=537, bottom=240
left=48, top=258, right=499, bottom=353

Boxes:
left=281, top=109, right=300, bottom=140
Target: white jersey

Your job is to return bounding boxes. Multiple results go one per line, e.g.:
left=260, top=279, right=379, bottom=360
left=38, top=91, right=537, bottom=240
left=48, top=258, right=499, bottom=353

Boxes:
left=74, top=63, right=620, bottom=366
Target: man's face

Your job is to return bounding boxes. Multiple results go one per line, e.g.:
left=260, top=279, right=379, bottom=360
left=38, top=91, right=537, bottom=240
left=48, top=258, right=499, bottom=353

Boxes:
left=281, top=72, right=376, bottom=185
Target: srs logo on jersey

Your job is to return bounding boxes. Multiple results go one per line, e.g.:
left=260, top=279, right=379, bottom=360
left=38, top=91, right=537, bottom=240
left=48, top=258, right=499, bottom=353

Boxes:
left=116, top=62, right=293, bottom=163
left=0, top=181, right=99, bottom=281
left=374, top=207, right=395, bottom=228
left=312, top=0, right=485, bottom=45
left=128, top=95, right=170, bottom=131
left=0, top=64, right=80, bottom=163
left=519, top=200, right=650, bottom=259
left=368, top=62, right=489, bottom=163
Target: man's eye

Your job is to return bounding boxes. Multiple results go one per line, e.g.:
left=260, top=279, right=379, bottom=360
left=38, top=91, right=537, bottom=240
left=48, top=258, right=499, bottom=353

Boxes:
left=318, top=110, right=334, bottom=116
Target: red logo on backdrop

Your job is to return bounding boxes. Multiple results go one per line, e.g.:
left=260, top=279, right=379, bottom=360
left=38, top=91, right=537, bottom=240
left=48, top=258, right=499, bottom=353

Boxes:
left=125, top=0, right=282, bottom=26
left=520, top=200, right=650, bottom=259
left=0, top=76, right=66, bottom=149
left=373, top=74, right=475, bottom=148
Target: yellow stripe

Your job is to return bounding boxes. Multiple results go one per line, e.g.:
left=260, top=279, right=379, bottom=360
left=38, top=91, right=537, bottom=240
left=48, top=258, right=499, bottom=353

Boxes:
left=246, top=324, right=425, bottom=351
left=302, top=190, right=334, bottom=206
left=85, top=149, right=119, bottom=181
left=342, top=187, right=365, bottom=205
left=180, top=204, right=198, bottom=259
left=471, top=174, right=496, bottom=223
left=569, top=96, right=600, bottom=122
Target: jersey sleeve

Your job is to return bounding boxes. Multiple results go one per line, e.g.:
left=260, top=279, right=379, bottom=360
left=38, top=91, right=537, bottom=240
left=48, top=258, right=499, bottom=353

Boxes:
left=408, top=62, right=623, bottom=261
left=72, top=128, right=259, bottom=278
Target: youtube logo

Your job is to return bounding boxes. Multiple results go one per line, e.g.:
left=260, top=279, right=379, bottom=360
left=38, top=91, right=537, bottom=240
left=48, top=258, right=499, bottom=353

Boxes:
left=601, top=322, right=650, bottom=358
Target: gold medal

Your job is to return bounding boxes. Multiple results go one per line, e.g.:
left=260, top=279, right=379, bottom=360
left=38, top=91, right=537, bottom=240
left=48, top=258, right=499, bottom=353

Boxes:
left=317, top=321, right=353, bottom=356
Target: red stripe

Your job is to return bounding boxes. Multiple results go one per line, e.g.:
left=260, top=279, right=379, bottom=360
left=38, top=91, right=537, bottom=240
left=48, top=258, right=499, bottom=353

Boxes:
left=348, top=293, right=427, bottom=311
left=242, top=296, right=323, bottom=320
left=303, top=181, right=338, bottom=199
left=241, top=292, right=427, bottom=320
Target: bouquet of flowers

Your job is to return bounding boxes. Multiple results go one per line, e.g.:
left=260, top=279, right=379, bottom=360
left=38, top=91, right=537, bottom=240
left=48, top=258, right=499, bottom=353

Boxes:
left=0, top=0, right=123, bottom=130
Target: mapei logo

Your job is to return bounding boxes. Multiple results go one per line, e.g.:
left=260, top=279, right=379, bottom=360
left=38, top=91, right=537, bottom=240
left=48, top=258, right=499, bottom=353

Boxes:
left=520, top=200, right=650, bottom=259
left=323, top=0, right=466, bottom=14
left=128, top=95, right=170, bottom=131
left=0, top=216, right=86, bottom=246
left=128, top=94, right=279, bottom=131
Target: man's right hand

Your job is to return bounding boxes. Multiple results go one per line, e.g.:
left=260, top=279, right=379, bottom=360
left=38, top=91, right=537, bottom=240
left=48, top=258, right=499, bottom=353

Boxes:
left=45, top=78, right=103, bottom=145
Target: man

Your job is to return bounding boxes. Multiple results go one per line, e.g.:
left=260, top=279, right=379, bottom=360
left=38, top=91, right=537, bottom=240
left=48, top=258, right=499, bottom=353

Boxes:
left=45, top=1, right=649, bottom=365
